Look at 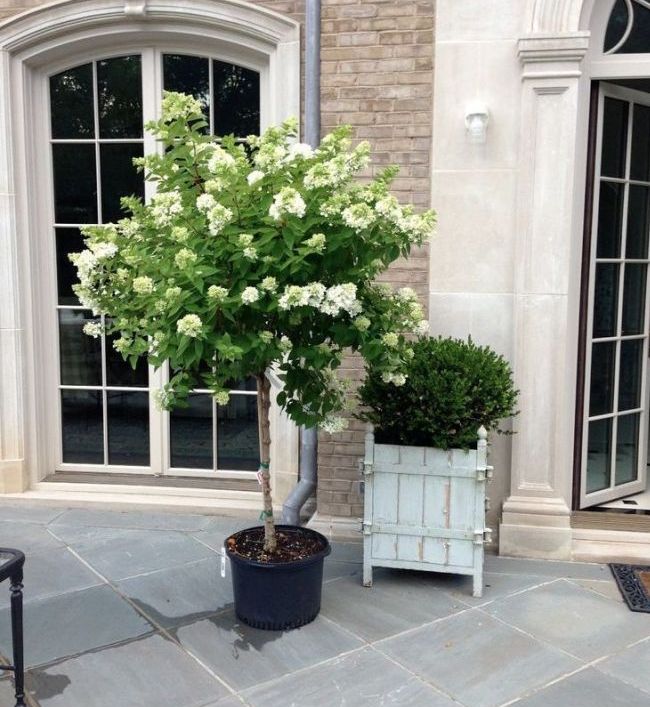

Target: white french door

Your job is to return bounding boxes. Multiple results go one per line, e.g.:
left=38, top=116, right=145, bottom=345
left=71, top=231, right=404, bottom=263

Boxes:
left=47, top=47, right=262, bottom=479
left=581, top=83, right=650, bottom=507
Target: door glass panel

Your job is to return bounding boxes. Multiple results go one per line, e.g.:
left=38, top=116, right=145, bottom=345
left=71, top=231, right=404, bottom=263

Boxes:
left=616, top=413, right=640, bottom=485
left=596, top=181, right=624, bottom=258
left=601, top=98, right=628, bottom=178
left=618, top=339, right=643, bottom=410
left=217, top=395, right=259, bottom=471
left=163, top=54, right=210, bottom=124
left=170, top=394, right=213, bottom=469
left=586, top=418, right=612, bottom=493
left=56, top=228, right=85, bottom=305
left=53, top=144, right=97, bottom=224
left=589, top=342, right=616, bottom=416
left=107, top=391, right=150, bottom=466
left=100, top=143, right=144, bottom=223
left=622, top=264, right=647, bottom=335
left=50, top=64, right=94, bottom=139
left=625, top=185, right=650, bottom=258
left=58, top=310, right=102, bottom=386
left=592, top=263, right=619, bottom=338
left=631, top=104, right=650, bottom=182
left=61, top=390, right=103, bottom=463
left=97, top=55, right=143, bottom=139
left=212, top=61, right=260, bottom=137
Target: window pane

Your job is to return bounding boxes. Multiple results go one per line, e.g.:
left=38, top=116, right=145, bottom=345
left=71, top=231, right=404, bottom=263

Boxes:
left=631, top=105, right=650, bottom=182
left=616, top=413, right=640, bottom=486
left=56, top=228, right=85, bottom=305
left=61, top=390, right=103, bottom=464
left=212, top=61, right=260, bottom=137
left=589, top=341, right=616, bottom=416
left=53, top=144, right=97, bottom=224
left=601, top=98, right=628, bottom=178
left=625, top=184, right=650, bottom=259
left=596, top=181, right=624, bottom=258
left=614, top=3, right=650, bottom=54
left=170, top=394, right=213, bottom=468
left=217, top=394, right=258, bottom=471
left=163, top=54, right=210, bottom=124
left=100, top=143, right=144, bottom=223
left=106, top=331, right=148, bottom=388
left=50, top=64, right=94, bottom=139
left=604, top=0, right=629, bottom=52
left=226, top=377, right=257, bottom=392
left=97, top=55, right=143, bottom=139
left=592, top=263, right=619, bottom=338
left=59, top=310, right=102, bottom=386
left=107, top=391, right=149, bottom=466
left=619, top=339, right=643, bottom=410
left=586, top=418, right=612, bottom=493
left=622, top=264, right=647, bottom=335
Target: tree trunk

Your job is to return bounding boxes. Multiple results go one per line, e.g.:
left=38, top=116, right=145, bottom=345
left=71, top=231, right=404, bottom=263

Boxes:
left=256, top=372, right=276, bottom=553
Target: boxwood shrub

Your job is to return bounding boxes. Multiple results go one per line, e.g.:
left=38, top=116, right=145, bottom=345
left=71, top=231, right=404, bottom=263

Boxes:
left=358, top=337, right=518, bottom=449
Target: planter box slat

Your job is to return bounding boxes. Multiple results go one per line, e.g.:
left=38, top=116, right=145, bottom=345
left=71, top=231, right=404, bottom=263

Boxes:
left=362, top=426, right=491, bottom=597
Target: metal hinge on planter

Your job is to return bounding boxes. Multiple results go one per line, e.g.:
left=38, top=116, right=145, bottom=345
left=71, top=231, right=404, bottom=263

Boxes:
left=361, top=520, right=372, bottom=535
left=358, top=458, right=374, bottom=477
left=476, top=465, right=494, bottom=482
left=473, top=528, right=493, bottom=545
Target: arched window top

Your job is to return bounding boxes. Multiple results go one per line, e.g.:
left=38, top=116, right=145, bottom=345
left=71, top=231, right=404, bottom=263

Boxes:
left=605, top=0, right=650, bottom=54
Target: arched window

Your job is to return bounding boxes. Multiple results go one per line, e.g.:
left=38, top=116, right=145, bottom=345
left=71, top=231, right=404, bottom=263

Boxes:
left=605, top=0, right=650, bottom=54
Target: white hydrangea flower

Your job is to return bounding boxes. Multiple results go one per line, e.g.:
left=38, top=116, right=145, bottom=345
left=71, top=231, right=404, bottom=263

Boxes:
left=374, top=195, right=401, bottom=219
left=247, top=170, right=265, bottom=186
left=278, top=285, right=310, bottom=310
left=151, top=190, right=183, bottom=227
left=305, top=282, right=326, bottom=307
left=382, top=371, right=407, bottom=387
left=171, top=226, right=189, bottom=242
left=175, top=248, right=197, bottom=269
left=320, top=283, right=361, bottom=317
left=196, top=193, right=217, bottom=213
left=304, top=233, right=326, bottom=252
left=243, top=247, right=257, bottom=261
left=320, top=415, right=348, bottom=434
left=397, top=287, right=418, bottom=302
left=414, top=319, right=430, bottom=335
left=69, top=250, right=98, bottom=281
left=176, top=314, right=203, bottom=338
left=161, top=92, right=203, bottom=121
left=89, top=242, right=118, bottom=260
left=342, top=203, right=374, bottom=231
left=353, top=315, right=371, bottom=331
left=260, top=276, right=278, bottom=293
left=165, top=286, right=182, bottom=300
left=133, top=276, right=154, bottom=294
left=382, top=332, right=399, bottom=348
left=82, top=321, right=103, bottom=338
left=205, top=178, right=226, bottom=193
left=255, top=143, right=287, bottom=170
left=269, top=187, right=306, bottom=221
left=207, top=204, right=233, bottom=236
left=207, top=147, right=236, bottom=173
left=285, top=142, right=314, bottom=162
left=279, top=335, right=293, bottom=353
left=241, top=286, right=260, bottom=304
left=238, top=233, right=254, bottom=247
left=260, top=331, right=274, bottom=344
left=208, top=285, right=228, bottom=301
left=153, top=388, right=173, bottom=411
left=113, top=337, right=131, bottom=354
left=214, top=390, right=230, bottom=406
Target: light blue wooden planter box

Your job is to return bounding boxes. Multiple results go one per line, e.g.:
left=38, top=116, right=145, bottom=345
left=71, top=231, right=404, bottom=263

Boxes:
left=361, top=426, right=492, bottom=597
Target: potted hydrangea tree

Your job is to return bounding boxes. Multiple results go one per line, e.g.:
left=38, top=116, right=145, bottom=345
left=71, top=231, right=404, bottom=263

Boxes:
left=71, top=92, right=435, bottom=629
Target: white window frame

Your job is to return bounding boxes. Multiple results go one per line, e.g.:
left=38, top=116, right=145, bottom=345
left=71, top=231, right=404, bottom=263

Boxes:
left=0, top=0, right=300, bottom=494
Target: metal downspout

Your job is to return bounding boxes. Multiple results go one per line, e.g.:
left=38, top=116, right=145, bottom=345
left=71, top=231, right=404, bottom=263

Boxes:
left=281, top=0, right=321, bottom=526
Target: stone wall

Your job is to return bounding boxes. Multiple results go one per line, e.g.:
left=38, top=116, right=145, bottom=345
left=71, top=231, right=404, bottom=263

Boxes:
left=0, top=0, right=435, bottom=522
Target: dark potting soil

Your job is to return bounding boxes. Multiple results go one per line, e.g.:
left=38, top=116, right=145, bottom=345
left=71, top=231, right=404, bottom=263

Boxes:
left=227, top=527, right=326, bottom=564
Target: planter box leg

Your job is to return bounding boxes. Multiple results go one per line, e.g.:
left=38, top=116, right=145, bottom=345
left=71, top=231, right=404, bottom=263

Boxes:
left=363, top=560, right=372, bottom=587
left=473, top=571, right=483, bottom=598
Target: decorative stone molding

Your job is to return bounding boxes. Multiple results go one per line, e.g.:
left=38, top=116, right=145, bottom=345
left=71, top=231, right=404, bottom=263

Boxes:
left=529, top=0, right=590, bottom=34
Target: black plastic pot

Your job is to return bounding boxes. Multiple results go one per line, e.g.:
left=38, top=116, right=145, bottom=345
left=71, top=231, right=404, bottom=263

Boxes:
left=225, top=525, right=331, bottom=631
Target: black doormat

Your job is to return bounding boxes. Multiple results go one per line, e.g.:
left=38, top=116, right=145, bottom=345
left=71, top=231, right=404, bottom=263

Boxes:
left=610, top=564, right=650, bottom=612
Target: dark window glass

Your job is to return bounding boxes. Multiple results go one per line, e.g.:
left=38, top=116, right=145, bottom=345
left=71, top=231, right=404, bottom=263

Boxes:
left=56, top=228, right=85, bottom=305
left=616, top=413, right=640, bottom=485
left=586, top=418, right=612, bottom=493
left=630, top=104, right=650, bottom=182
left=622, top=264, right=647, bottom=335
left=97, top=55, right=143, bottom=139
left=217, top=394, right=258, bottom=471
left=619, top=338, right=643, bottom=410
left=100, top=143, right=144, bottom=223
left=50, top=64, right=94, bottom=139
left=106, top=331, right=148, bottom=388
left=625, top=184, right=650, bottom=258
left=59, top=310, right=102, bottom=386
left=212, top=61, right=260, bottom=137
left=612, top=3, right=650, bottom=54
left=61, top=390, right=103, bottom=464
left=596, top=181, right=625, bottom=258
left=170, top=394, right=213, bottom=468
left=592, top=264, right=619, bottom=339
left=107, top=391, right=150, bottom=466
left=163, top=54, right=210, bottom=125
left=53, top=144, right=97, bottom=224
left=601, top=98, right=628, bottom=178
left=589, top=341, right=616, bottom=416
left=225, top=377, right=257, bottom=392
left=604, top=0, right=629, bottom=52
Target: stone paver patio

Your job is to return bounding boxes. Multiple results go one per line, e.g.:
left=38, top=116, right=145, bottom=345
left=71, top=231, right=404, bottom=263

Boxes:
left=0, top=503, right=649, bottom=707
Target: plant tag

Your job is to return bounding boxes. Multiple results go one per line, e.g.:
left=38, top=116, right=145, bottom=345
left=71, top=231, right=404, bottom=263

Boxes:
left=256, top=470, right=264, bottom=485
left=220, top=552, right=226, bottom=578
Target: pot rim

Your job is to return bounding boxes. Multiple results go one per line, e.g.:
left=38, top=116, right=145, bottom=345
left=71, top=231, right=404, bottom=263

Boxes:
left=224, top=524, right=332, bottom=569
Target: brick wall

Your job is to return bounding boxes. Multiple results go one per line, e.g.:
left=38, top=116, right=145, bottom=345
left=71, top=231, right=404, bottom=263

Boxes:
left=0, top=0, right=435, bottom=522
